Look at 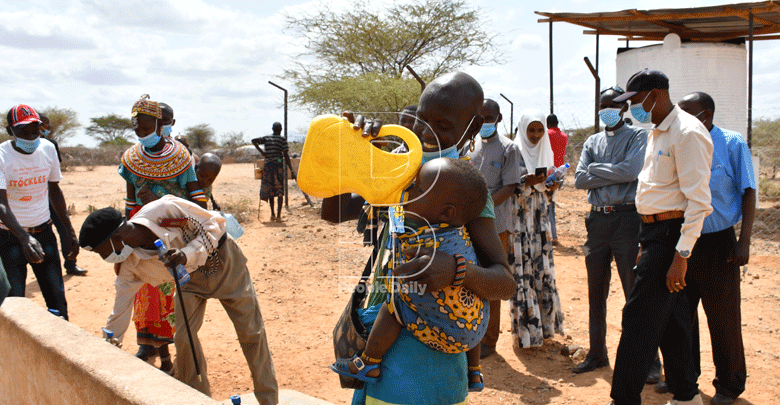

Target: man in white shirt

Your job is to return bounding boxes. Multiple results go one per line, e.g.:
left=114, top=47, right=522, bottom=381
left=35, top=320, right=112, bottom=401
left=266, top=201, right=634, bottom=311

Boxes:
left=79, top=196, right=278, bottom=405
left=0, top=104, right=78, bottom=320
left=608, top=70, right=713, bottom=405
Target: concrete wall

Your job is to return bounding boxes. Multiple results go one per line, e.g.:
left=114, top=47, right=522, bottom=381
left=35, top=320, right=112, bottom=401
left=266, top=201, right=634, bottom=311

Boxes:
left=0, top=297, right=219, bottom=405
left=616, top=34, right=748, bottom=136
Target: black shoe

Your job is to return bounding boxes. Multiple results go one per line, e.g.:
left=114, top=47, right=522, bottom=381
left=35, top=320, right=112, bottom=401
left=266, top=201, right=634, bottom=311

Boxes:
left=65, top=265, right=88, bottom=276
left=710, top=393, right=735, bottom=404
left=654, top=381, right=669, bottom=394
left=573, top=356, right=609, bottom=373
left=135, top=344, right=158, bottom=362
left=480, top=343, right=496, bottom=359
left=646, top=359, right=662, bottom=384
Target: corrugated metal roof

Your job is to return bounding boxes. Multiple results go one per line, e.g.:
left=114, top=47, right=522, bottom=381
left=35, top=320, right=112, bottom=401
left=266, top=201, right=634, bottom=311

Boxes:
left=536, top=1, right=780, bottom=41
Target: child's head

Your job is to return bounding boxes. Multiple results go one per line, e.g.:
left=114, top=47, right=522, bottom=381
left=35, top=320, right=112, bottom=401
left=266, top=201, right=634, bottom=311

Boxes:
left=414, top=72, right=484, bottom=153
left=403, top=157, right=487, bottom=227
left=196, top=153, right=222, bottom=188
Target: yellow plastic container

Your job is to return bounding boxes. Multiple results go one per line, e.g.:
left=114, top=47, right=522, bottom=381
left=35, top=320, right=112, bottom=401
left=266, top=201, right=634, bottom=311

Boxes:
left=298, top=114, right=422, bottom=206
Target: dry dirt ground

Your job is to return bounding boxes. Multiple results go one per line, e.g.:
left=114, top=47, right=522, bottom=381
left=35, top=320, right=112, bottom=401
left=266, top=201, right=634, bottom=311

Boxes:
left=21, top=164, right=780, bottom=405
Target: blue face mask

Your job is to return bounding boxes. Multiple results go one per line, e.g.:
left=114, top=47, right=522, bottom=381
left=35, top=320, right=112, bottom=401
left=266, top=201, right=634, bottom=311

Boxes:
left=630, top=92, right=655, bottom=124
left=41, top=129, right=51, bottom=137
left=598, top=108, right=622, bottom=128
left=138, top=122, right=161, bottom=148
left=14, top=136, right=40, bottom=153
left=421, top=144, right=459, bottom=164
left=478, top=123, right=496, bottom=138
left=161, top=124, right=173, bottom=137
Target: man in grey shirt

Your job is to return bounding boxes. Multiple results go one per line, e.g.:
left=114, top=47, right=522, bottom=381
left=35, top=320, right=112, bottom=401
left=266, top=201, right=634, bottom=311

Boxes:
left=573, top=87, right=654, bottom=377
left=466, top=98, right=522, bottom=358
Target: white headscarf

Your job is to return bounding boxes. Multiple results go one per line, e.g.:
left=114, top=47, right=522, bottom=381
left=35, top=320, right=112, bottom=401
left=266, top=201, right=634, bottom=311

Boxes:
left=515, top=109, right=555, bottom=192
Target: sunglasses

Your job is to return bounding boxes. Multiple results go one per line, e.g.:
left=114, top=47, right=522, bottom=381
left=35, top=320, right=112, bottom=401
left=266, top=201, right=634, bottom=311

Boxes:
left=600, top=85, right=625, bottom=95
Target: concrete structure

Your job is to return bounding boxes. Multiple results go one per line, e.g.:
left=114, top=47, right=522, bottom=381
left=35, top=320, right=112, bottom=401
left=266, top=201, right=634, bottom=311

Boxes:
left=617, top=33, right=748, bottom=136
left=0, top=298, right=335, bottom=405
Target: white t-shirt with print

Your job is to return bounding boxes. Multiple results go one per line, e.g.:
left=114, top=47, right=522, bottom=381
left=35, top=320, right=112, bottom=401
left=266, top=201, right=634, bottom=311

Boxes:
left=0, top=139, right=62, bottom=228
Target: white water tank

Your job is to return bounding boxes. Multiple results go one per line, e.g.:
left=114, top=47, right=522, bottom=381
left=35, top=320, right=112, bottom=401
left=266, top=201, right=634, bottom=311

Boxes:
left=616, top=34, right=747, bottom=136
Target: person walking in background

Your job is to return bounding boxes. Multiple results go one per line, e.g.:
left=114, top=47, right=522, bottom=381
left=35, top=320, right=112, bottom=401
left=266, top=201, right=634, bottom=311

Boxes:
left=0, top=104, right=78, bottom=320
left=673, top=91, right=755, bottom=405
left=39, top=114, right=88, bottom=277
left=511, top=109, right=565, bottom=349
left=608, top=69, right=712, bottom=405
left=546, top=114, right=568, bottom=245
left=252, top=122, right=294, bottom=222
left=466, top=98, right=523, bottom=358
left=573, top=87, right=648, bottom=374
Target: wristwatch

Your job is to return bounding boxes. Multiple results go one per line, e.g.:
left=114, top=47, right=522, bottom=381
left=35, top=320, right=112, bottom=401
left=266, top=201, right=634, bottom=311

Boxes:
left=678, top=250, right=691, bottom=259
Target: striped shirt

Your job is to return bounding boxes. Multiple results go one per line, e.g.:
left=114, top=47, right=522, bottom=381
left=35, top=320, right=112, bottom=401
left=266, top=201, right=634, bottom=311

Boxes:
left=261, top=135, right=289, bottom=162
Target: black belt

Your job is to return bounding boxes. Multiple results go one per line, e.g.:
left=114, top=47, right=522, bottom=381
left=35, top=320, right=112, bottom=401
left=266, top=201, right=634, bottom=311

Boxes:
left=2, top=220, right=53, bottom=234
left=591, top=204, right=636, bottom=214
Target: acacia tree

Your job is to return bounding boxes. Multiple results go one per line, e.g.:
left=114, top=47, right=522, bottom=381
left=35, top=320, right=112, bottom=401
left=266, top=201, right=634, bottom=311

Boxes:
left=284, top=0, right=502, bottom=114
left=38, top=107, right=81, bottom=143
left=85, top=114, right=133, bottom=146
left=185, top=124, right=216, bottom=151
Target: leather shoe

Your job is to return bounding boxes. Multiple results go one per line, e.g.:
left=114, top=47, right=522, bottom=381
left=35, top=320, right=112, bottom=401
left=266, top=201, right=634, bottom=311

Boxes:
left=710, top=393, right=735, bottom=404
left=655, top=381, right=669, bottom=394
left=573, top=356, right=609, bottom=373
left=480, top=343, right=496, bottom=359
left=65, top=265, right=88, bottom=276
left=646, top=359, right=662, bottom=384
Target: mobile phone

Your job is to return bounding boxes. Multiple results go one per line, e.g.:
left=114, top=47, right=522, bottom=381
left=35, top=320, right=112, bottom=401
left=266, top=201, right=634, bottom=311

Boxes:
left=535, top=167, right=547, bottom=177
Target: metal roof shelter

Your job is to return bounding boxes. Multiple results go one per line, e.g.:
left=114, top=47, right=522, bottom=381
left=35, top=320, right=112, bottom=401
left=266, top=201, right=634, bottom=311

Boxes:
left=536, top=1, right=780, bottom=144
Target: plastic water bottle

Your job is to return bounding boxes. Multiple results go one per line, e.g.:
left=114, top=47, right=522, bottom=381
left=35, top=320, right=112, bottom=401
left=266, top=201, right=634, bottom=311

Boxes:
left=545, top=163, right=570, bottom=187
left=154, top=239, right=190, bottom=285
left=221, top=212, right=244, bottom=239
left=102, top=328, right=122, bottom=348
left=230, top=395, right=241, bottom=404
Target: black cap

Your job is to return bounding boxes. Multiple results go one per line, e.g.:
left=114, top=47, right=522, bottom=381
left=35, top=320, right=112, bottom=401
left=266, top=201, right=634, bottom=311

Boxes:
left=613, top=69, right=669, bottom=102
left=79, top=207, right=124, bottom=251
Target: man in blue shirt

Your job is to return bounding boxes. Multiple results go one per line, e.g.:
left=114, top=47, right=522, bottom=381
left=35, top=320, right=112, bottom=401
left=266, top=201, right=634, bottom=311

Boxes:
left=675, top=92, right=755, bottom=405
left=574, top=87, right=662, bottom=381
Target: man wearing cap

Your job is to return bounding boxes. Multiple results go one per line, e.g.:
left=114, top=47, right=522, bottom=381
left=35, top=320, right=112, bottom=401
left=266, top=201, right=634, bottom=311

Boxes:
left=80, top=195, right=278, bottom=405
left=573, top=87, right=648, bottom=374
left=608, top=70, right=713, bottom=405
left=0, top=104, right=78, bottom=319
left=673, top=92, right=754, bottom=405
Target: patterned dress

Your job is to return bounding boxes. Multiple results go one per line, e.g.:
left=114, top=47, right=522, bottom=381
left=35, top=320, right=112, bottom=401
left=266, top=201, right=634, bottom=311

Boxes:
left=510, top=183, right=565, bottom=348
left=387, top=223, right=489, bottom=354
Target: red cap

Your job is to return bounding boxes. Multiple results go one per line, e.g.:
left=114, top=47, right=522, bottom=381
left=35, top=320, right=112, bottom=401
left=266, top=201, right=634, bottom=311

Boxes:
left=10, top=104, right=41, bottom=127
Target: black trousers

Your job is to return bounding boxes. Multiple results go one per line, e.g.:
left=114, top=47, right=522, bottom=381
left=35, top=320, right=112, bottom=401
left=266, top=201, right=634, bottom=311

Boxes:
left=583, top=209, right=639, bottom=360
left=611, top=218, right=698, bottom=405
left=686, top=227, right=745, bottom=399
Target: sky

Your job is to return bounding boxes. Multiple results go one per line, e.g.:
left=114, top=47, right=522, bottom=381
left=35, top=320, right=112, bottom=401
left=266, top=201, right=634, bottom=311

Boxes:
left=3, top=0, right=780, bottom=147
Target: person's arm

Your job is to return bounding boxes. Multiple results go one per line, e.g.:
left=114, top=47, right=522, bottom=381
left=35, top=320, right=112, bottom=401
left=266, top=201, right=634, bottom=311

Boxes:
left=0, top=190, right=44, bottom=263
left=393, top=216, right=515, bottom=301
left=251, top=137, right=267, bottom=157
left=495, top=143, right=521, bottom=205
left=574, top=136, right=613, bottom=190
left=185, top=181, right=208, bottom=209
left=587, top=130, right=648, bottom=183
left=733, top=188, right=755, bottom=266
left=667, top=127, right=714, bottom=293
left=125, top=182, right=137, bottom=218
left=283, top=141, right=296, bottom=180
left=48, top=182, right=78, bottom=260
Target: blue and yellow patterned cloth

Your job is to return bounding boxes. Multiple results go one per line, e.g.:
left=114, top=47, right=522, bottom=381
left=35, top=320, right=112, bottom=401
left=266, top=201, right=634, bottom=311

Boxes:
left=386, top=223, right=489, bottom=354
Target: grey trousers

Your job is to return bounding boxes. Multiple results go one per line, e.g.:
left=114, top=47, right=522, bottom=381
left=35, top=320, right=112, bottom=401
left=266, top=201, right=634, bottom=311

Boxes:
left=582, top=209, right=639, bottom=360
left=175, top=235, right=279, bottom=405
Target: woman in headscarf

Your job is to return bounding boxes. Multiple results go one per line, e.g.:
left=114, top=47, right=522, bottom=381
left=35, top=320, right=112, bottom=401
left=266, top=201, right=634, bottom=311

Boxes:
left=510, top=109, right=565, bottom=349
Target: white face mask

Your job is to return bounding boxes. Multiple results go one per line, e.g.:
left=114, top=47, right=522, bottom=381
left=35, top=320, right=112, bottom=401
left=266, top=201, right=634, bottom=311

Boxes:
left=104, top=238, right=134, bottom=264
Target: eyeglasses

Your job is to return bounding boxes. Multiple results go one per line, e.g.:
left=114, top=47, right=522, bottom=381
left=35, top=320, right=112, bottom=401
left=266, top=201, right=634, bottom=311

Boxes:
left=600, top=85, right=625, bottom=95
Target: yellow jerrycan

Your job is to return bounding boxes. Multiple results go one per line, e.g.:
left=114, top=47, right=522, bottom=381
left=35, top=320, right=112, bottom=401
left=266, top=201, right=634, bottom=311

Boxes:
left=298, top=114, right=422, bottom=206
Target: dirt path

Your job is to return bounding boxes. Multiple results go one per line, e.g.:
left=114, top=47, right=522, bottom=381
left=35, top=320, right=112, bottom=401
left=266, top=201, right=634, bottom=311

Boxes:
left=22, top=164, right=780, bottom=404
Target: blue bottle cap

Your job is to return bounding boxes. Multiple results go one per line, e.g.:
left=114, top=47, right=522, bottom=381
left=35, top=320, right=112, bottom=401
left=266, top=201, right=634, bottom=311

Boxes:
left=154, top=239, right=164, bottom=248
left=102, top=328, right=114, bottom=338
left=229, top=395, right=241, bottom=404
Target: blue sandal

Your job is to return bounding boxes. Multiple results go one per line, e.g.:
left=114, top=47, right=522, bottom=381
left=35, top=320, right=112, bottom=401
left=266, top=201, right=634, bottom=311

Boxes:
left=330, top=354, right=381, bottom=384
left=468, top=369, right=484, bottom=392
